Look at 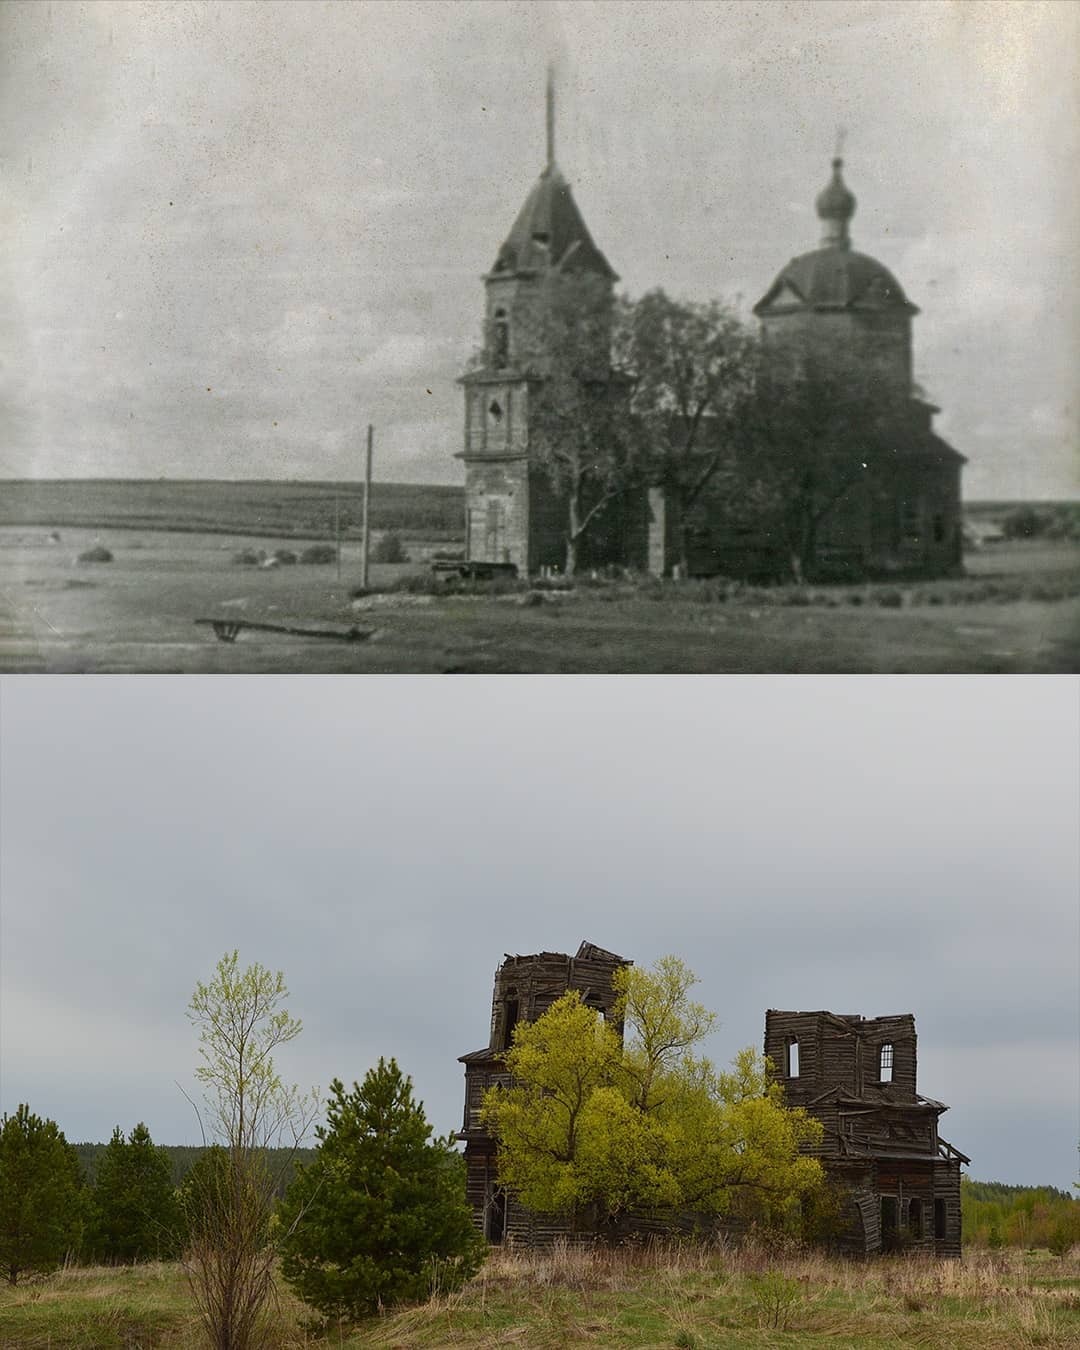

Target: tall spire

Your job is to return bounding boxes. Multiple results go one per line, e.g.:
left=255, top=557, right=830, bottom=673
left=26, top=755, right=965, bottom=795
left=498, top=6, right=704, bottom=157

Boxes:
left=545, top=64, right=555, bottom=172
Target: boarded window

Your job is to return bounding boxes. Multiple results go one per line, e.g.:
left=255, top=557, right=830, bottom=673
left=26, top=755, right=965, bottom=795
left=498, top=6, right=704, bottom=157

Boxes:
left=934, top=1198, right=947, bottom=1241
left=879, top=1043, right=894, bottom=1083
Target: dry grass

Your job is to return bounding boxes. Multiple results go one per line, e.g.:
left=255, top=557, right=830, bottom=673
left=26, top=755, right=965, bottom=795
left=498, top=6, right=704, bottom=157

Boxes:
left=3, top=1243, right=1079, bottom=1348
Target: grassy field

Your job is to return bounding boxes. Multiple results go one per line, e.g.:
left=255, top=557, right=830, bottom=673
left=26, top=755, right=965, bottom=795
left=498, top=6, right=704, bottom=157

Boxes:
left=1, top=523, right=1077, bottom=672
left=0, top=480, right=464, bottom=541
left=3, top=1242, right=1080, bottom=1349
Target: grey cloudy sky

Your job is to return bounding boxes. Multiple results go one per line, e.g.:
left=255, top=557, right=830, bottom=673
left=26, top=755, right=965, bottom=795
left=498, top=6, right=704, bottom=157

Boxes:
left=1, top=676, right=1077, bottom=1189
left=1, top=0, right=1077, bottom=498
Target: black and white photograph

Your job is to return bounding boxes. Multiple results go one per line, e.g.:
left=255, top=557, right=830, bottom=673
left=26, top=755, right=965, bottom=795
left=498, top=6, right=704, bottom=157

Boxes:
left=0, top=0, right=1076, bottom=671
left=0, top=3, right=1078, bottom=1348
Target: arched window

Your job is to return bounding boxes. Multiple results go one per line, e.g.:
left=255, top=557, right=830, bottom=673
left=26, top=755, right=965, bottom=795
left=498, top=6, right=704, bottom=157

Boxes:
left=785, top=1039, right=800, bottom=1078
left=879, top=1043, right=894, bottom=1083
left=492, top=309, right=509, bottom=369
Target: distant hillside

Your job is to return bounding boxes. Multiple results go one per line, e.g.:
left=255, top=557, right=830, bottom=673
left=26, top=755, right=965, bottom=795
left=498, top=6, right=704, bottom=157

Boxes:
left=0, top=479, right=465, bottom=542
left=962, top=1176, right=1080, bottom=1251
left=72, top=1141, right=317, bottom=1195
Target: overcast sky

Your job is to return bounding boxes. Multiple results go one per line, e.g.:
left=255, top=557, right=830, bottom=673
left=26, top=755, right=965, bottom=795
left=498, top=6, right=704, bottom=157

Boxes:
left=1, top=0, right=1077, bottom=499
left=1, top=676, right=1077, bottom=1189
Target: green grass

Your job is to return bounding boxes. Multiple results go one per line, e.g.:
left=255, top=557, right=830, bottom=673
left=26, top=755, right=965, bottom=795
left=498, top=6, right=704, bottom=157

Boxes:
left=4, top=1244, right=1080, bottom=1349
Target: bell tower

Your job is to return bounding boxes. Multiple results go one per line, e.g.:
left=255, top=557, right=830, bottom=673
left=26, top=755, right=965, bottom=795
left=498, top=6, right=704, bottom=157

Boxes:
left=458, top=68, right=617, bottom=573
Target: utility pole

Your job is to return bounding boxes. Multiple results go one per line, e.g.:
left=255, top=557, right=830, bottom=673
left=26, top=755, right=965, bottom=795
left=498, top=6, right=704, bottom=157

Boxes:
left=360, top=423, right=373, bottom=590
left=334, top=489, right=341, bottom=583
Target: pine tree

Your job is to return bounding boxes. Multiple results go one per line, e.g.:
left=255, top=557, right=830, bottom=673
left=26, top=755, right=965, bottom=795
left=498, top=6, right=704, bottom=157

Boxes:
left=0, top=1104, right=85, bottom=1284
left=91, top=1122, right=180, bottom=1262
left=280, top=1060, right=485, bottom=1323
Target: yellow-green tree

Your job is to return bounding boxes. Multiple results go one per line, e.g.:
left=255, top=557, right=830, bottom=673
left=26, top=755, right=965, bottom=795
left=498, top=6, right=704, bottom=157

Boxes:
left=481, top=957, right=823, bottom=1235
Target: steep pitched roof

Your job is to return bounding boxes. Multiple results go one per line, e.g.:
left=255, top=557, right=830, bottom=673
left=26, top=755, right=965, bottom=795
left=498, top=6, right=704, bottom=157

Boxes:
left=491, top=166, right=617, bottom=280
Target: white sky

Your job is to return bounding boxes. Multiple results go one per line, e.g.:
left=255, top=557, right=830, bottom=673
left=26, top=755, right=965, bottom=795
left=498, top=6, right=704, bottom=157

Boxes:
left=1, top=676, right=1077, bottom=1189
left=1, top=0, right=1077, bottom=498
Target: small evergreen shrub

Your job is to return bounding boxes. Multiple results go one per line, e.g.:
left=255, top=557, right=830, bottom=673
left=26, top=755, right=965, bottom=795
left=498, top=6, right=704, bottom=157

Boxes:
left=279, top=1060, right=485, bottom=1323
left=78, top=545, right=113, bottom=564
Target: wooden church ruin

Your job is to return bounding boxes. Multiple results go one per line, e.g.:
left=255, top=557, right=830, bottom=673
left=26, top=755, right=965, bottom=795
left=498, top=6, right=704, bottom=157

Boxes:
left=458, top=940, right=967, bottom=1256
left=457, top=75, right=965, bottom=581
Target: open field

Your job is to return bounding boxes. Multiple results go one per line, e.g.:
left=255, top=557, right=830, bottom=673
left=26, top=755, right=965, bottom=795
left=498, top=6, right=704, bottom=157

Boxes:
left=1, top=523, right=1077, bottom=672
left=0, top=480, right=464, bottom=541
left=3, top=1244, right=1080, bottom=1349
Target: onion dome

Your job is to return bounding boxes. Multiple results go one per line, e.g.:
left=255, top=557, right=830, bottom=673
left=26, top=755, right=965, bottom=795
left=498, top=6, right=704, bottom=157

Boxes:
left=753, top=158, right=917, bottom=317
left=816, top=157, right=856, bottom=247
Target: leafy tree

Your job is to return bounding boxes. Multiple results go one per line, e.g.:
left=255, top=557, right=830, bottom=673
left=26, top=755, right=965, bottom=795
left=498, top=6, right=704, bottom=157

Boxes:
left=482, top=957, right=823, bottom=1236
left=528, top=272, right=647, bottom=575
left=617, top=290, right=756, bottom=576
left=731, top=340, right=914, bottom=583
left=184, top=951, right=318, bottom=1350
left=0, top=1104, right=85, bottom=1285
left=90, top=1122, right=181, bottom=1263
left=280, top=1060, right=484, bottom=1323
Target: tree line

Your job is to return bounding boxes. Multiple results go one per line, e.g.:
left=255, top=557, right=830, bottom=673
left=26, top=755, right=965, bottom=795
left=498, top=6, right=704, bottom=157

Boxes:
left=962, top=1178, right=1080, bottom=1254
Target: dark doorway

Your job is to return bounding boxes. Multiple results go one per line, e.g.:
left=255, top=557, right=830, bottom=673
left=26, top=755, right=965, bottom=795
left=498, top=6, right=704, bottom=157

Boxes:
left=486, top=1189, right=506, bottom=1244
left=881, top=1196, right=899, bottom=1251
left=934, top=1198, right=947, bottom=1241
left=909, top=1197, right=923, bottom=1239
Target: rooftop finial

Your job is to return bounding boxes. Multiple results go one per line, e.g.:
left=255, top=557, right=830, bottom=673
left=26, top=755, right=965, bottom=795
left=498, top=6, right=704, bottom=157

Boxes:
left=835, top=124, right=847, bottom=160
left=546, top=64, right=555, bottom=171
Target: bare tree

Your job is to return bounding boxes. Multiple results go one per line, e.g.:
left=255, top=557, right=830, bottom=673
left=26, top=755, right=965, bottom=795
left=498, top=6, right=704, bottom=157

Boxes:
left=183, top=952, right=317, bottom=1350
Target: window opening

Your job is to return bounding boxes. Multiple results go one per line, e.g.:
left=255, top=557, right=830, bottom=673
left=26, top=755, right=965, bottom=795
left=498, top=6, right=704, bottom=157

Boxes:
left=909, top=1198, right=923, bottom=1238
left=492, top=310, right=509, bottom=369
left=786, top=1039, right=799, bottom=1078
left=881, top=1197, right=899, bottom=1251
left=488, top=399, right=503, bottom=422
left=879, top=1043, right=894, bottom=1083
left=934, top=1198, right=947, bottom=1241
left=486, top=1189, right=507, bottom=1243
left=502, top=990, right=519, bottom=1049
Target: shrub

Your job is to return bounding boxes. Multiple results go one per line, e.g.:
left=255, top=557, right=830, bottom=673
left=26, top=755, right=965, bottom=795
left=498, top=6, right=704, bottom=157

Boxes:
left=748, top=1270, right=804, bottom=1330
left=232, top=548, right=264, bottom=566
left=373, top=532, right=409, bottom=564
left=876, top=589, right=904, bottom=609
left=299, top=544, right=338, bottom=565
left=78, top=545, right=113, bottom=564
left=272, top=548, right=297, bottom=566
left=1001, top=506, right=1051, bottom=540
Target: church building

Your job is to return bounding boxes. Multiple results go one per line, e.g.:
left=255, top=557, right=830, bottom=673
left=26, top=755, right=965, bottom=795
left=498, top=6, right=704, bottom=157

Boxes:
left=457, top=941, right=969, bottom=1255
left=458, top=82, right=965, bottom=580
